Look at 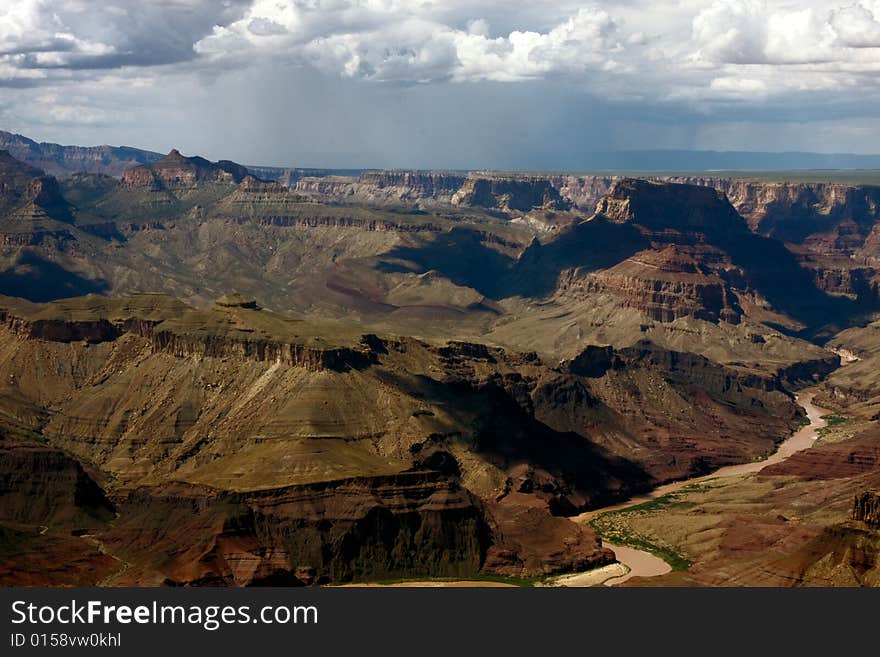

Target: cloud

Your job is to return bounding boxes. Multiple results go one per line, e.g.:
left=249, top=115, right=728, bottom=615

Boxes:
left=0, top=0, right=249, bottom=82
left=831, top=3, right=880, bottom=47
left=709, top=76, right=768, bottom=94
left=692, top=1, right=838, bottom=65
left=195, top=3, right=624, bottom=83
left=3, top=0, right=880, bottom=150
left=451, top=8, right=622, bottom=82
left=691, top=0, right=880, bottom=65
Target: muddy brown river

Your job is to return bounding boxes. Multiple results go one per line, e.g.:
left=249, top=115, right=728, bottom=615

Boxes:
left=575, top=391, right=830, bottom=585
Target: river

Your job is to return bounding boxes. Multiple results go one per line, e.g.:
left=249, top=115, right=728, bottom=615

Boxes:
left=572, top=391, right=830, bottom=586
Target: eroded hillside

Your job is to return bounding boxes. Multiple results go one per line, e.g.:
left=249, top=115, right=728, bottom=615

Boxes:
left=1, top=146, right=878, bottom=586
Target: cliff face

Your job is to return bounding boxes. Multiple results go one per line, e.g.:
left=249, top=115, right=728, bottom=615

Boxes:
left=0, top=437, right=120, bottom=586
left=0, top=151, right=50, bottom=215
left=545, top=181, right=753, bottom=325
left=101, top=475, right=615, bottom=585
left=595, top=179, right=747, bottom=235
left=674, top=179, right=880, bottom=240
left=548, top=175, right=616, bottom=211
left=557, top=246, right=741, bottom=323
left=0, top=296, right=377, bottom=372
left=565, top=176, right=880, bottom=306
left=521, top=175, right=880, bottom=249
left=276, top=168, right=880, bottom=269
left=104, top=475, right=494, bottom=586
left=285, top=171, right=605, bottom=212
left=0, top=151, right=75, bottom=230
left=360, top=171, right=467, bottom=201
left=534, top=340, right=807, bottom=483
left=452, top=175, right=571, bottom=212
left=852, top=491, right=880, bottom=527
left=293, top=176, right=359, bottom=198
left=294, top=171, right=468, bottom=205
left=292, top=171, right=570, bottom=213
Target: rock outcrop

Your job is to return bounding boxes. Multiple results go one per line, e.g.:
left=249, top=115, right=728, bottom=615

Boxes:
left=360, top=170, right=467, bottom=202
left=852, top=490, right=880, bottom=528
left=121, top=150, right=251, bottom=189
left=23, top=176, right=74, bottom=223
left=452, top=175, right=571, bottom=212
left=558, top=245, right=742, bottom=323
left=294, top=171, right=468, bottom=205
left=0, top=150, right=45, bottom=213
left=595, top=179, right=747, bottom=235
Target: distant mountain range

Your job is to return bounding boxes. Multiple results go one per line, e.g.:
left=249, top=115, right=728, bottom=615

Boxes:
left=0, top=130, right=162, bottom=177
left=2, top=129, right=880, bottom=178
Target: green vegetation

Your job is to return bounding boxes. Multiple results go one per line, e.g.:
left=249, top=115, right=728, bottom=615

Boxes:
left=2, top=427, right=47, bottom=444
left=588, top=484, right=710, bottom=572
left=821, top=414, right=846, bottom=427
left=364, top=572, right=544, bottom=587
left=817, top=414, right=847, bottom=440
left=591, top=519, right=693, bottom=572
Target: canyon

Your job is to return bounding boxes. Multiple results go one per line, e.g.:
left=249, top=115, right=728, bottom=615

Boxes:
left=0, top=136, right=878, bottom=586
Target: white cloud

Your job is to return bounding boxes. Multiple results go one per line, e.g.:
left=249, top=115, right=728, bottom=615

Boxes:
left=692, top=0, right=880, bottom=66
left=709, top=76, right=767, bottom=94
left=2, top=0, right=880, bottom=121
left=195, top=3, right=624, bottom=83
left=451, top=8, right=621, bottom=82
left=831, top=3, right=880, bottom=47
left=0, top=0, right=116, bottom=73
left=0, top=0, right=249, bottom=83
left=0, top=0, right=59, bottom=54
left=691, top=1, right=839, bottom=65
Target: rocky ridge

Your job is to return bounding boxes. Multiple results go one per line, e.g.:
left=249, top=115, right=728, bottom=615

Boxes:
left=0, top=130, right=162, bottom=177
left=121, top=150, right=252, bottom=190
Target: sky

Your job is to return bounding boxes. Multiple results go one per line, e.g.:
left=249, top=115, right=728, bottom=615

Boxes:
left=1, top=0, right=880, bottom=169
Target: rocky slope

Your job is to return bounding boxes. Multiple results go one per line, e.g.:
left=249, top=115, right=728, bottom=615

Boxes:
left=2, top=141, right=878, bottom=586
left=0, top=292, right=810, bottom=585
